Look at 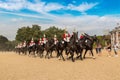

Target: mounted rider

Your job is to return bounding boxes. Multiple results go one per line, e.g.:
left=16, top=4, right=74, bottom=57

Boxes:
left=16, top=43, right=22, bottom=48
left=80, top=32, right=94, bottom=47
left=80, top=33, right=85, bottom=40
left=62, top=28, right=70, bottom=42
left=22, top=40, right=27, bottom=47
left=53, top=34, right=58, bottom=45
left=29, top=38, right=35, bottom=47
left=38, top=38, right=43, bottom=45
left=42, top=34, right=48, bottom=44
left=72, top=28, right=78, bottom=42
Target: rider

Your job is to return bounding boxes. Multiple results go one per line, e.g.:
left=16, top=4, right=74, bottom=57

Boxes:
left=38, top=38, right=43, bottom=45
left=80, top=33, right=85, bottom=40
left=53, top=34, right=58, bottom=45
left=29, top=38, right=35, bottom=47
left=42, top=34, right=48, bottom=44
left=22, top=40, right=26, bottom=47
left=62, top=29, right=70, bottom=42
left=17, top=43, right=22, bottom=48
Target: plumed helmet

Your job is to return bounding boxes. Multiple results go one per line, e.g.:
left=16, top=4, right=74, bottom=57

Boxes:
left=73, top=28, right=76, bottom=32
left=39, top=38, right=42, bottom=40
left=31, top=37, right=34, bottom=42
left=81, top=32, right=85, bottom=35
left=43, top=34, right=46, bottom=37
left=54, top=34, right=57, bottom=38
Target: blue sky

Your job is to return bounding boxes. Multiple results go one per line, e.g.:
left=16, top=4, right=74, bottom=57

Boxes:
left=0, top=0, right=120, bottom=40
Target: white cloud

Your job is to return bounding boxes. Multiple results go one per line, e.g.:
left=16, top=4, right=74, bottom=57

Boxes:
left=0, top=11, right=50, bottom=19
left=0, top=0, right=26, bottom=11
left=44, top=3, right=64, bottom=12
left=67, top=2, right=98, bottom=14
left=0, top=0, right=98, bottom=14
left=45, top=14, right=120, bottom=35
left=11, top=18, right=23, bottom=22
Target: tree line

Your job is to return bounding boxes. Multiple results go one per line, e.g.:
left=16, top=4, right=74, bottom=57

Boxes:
left=0, top=24, right=111, bottom=51
left=16, top=25, right=65, bottom=42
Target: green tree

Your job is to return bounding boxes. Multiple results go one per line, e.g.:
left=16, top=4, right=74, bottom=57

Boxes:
left=0, top=35, right=9, bottom=51
left=43, top=26, right=64, bottom=40
left=16, top=25, right=42, bottom=42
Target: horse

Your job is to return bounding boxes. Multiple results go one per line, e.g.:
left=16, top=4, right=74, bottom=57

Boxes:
left=36, top=43, right=45, bottom=58
left=44, top=38, right=56, bottom=59
left=28, top=43, right=37, bottom=57
left=20, top=45, right=28, bottom=55
left=15, top=42, right=28, bottom=55
left=82, top=34, right=98, bottom=59
left=55, top=40, right=66, bottom=61
left=65, top=32, right=79, bottom=62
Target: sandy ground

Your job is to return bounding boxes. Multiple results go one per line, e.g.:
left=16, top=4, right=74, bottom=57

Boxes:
left=0, top=49, right=120, bottom=80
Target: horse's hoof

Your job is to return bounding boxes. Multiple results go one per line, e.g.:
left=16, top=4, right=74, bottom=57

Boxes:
left=80, top=58, right=83, bottom=60
left=72, top=59, right=75, bottom=62
left=58, top=58, right=61, bottom=60
left=92, top=57, right=96, bottom=59
left=63, top=59, right=65, bottom=61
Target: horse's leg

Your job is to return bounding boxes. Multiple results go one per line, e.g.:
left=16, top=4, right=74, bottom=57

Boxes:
left=79, top=49, right=83, bottom=60
left=45, top=51, right=48, bottom=58
left=39, top=51, right=42, bottom=58
left=65, top=48, right=69, bottom=56
left=50, top=50, right=53, bottom=58
left=66, top=49, right=70, bottom=60
left=24, top=49, right=27, bottom=55
left=56, top=50, right=60, bottom=58
left=60, top=50, right=65, bottom=61
left=83, top=49, right=88, bottom=59
left=70, top=50, right=75, bottom=62
left=40, top=48, right=44, bottom=58
left=45, top=51, right=50, bottom=59
left=90, top=50, right=95, bottom=59
left=18, top=49, right=20, bottom=55
left=33, top=50, right=36, bottom=57
left=76, top=49, right=81, bottom=59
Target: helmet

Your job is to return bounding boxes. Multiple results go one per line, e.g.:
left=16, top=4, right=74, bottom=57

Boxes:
left=54, top=34, right=57, bottom=38
left=24, top=40, right=26, bottom=43
left=39, top=38, right=42, bottom=41
left=43, top=34, right=46, bottom=37
left=81, top=32, right=85, bottom=35
left=31, top=37, right=34, bottom=42
left=73, top=28, right=76, bottom=32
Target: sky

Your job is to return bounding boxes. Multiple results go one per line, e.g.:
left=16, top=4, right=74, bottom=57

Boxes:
left=0, top=0, right=120, bottom=40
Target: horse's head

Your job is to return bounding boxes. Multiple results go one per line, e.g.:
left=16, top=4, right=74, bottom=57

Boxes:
left=70, top=32, right=78, bottom=43
left=48, top=38, right=54, bottom=44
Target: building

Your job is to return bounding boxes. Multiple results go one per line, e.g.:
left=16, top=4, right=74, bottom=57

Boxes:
left=110, top=26, right=120, bottom=47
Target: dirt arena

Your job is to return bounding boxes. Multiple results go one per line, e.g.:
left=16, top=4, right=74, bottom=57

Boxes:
left=0, top=49, right=120, bottom=80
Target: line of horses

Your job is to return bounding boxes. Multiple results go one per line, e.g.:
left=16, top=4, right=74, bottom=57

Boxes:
left=15, top=32, right=98, bottom=62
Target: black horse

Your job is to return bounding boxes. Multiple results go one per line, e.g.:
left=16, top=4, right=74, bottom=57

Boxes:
left=36, top=43, right=44, bottom=58
left=15, top=42, right=28, bottom=55
left=82, top=34, right=98, bottom=59
left=44, top=39, right=56, bottom=59
left=20, top=45, right=28, bottom=55
left=28, top=44, right=37, bottom=57
left=65, top=32, right=79, bottom=62
left=55, top=40, right=66, bottom=61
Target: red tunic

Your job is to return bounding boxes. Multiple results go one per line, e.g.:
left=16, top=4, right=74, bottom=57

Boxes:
left=80, top=35, right=84, bottom=39
left=62, top=33, right=66, bottom=38
left=67, top=33, right=70, bottom=37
